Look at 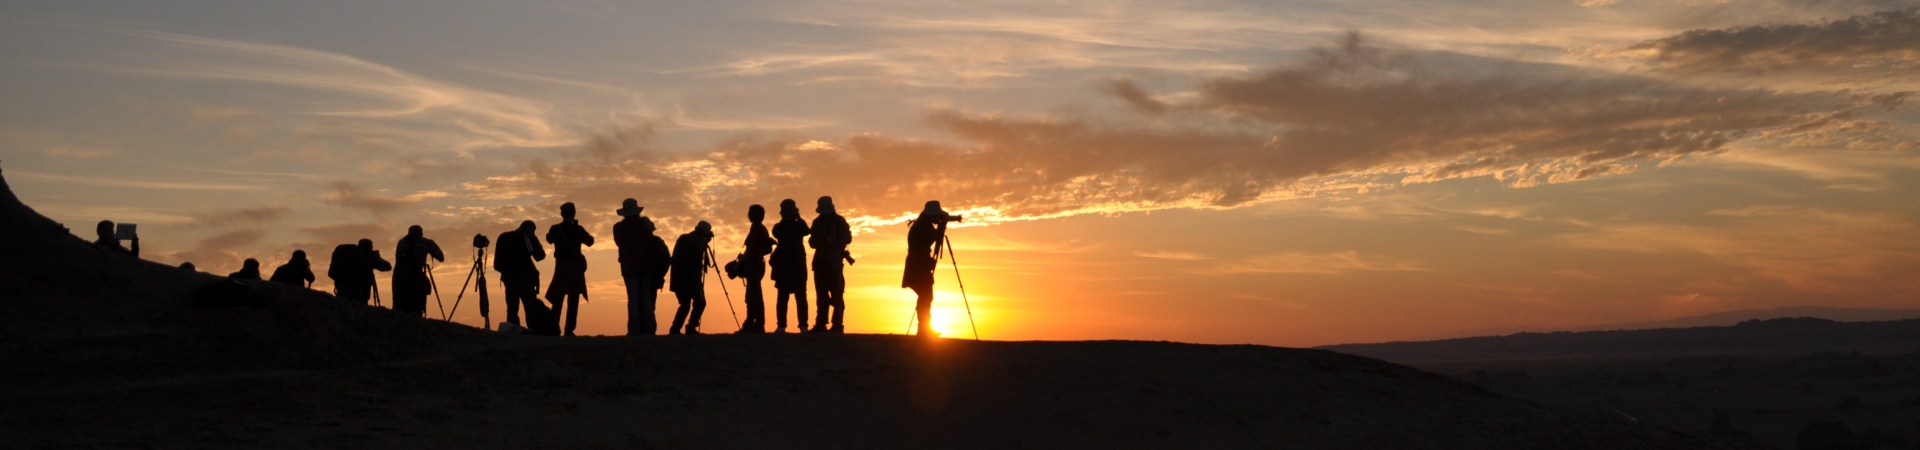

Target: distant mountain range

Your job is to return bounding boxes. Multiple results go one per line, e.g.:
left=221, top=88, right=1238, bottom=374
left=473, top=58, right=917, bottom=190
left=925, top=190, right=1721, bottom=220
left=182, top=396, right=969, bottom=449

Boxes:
left=1437, top=306, right=1920, bottom=339
left=1321, top=317, right=1920, bottom=365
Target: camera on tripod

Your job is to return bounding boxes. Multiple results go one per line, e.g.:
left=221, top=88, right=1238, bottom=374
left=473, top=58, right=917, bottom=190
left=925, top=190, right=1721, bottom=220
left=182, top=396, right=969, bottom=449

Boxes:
left=472, top=233, right=490, bottom=249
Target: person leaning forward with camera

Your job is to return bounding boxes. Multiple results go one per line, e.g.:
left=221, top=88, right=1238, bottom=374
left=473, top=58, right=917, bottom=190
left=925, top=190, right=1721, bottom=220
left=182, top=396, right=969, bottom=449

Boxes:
left=495, top=220, right=555, bottom=335
left=546, top=202, right=596, bottom=337
left=393, top=225, right=445, bottom=316
left=669, top=221, right=716, bottom=335
left=904, top=201, right=962, bottom=337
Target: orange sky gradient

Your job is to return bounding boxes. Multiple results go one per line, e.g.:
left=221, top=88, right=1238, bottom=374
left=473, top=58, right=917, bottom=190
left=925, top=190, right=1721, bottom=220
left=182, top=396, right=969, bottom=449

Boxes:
left=3, top=0, right=1918, bottom=346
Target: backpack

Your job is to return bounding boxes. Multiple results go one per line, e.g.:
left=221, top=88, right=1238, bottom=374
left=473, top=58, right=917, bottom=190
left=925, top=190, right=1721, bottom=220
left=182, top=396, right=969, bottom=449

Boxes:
left=327, top=244, right=361, bottom=283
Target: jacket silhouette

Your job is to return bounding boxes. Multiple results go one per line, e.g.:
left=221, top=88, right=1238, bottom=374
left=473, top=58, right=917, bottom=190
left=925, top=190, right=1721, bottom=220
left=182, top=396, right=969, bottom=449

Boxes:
left=809, top=196, right=852, bottom=333
left=268, top=250, right=315, bottom=287
left=327, top=239, right=391, bottom=304
left=392, top=225, right=445, bottom=316
left=494, top=220, right=553, bottom=334
left=669, top=221, right=714, bottom=335
left=545, top=202, right=595, bottom=336
left=614, top=200, right=671, bottom=336
left=770, top=199, right=811, bottom=332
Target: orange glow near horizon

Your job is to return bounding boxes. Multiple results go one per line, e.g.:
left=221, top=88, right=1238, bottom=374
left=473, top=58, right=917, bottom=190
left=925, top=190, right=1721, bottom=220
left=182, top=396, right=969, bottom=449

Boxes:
left=6, top=2, right=1919, bottom=347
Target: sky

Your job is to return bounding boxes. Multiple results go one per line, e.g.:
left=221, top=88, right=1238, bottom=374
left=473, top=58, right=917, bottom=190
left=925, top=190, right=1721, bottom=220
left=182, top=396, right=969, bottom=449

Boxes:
left=3, top=0, right=1918, bottom=346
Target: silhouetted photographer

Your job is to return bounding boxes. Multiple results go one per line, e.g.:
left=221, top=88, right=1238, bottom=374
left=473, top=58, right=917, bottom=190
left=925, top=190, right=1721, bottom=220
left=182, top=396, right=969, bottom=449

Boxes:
left=93, top=220, right=139, bottom=258
left=230, top=258, right=262, bottom=281
left=670, top=221, right=715, bottom=335
left=545, top=202, right=596, bottom=336
left=769, top=199, right=810, bottom=333
left=495, top=220, right=554, bottom=335
left=732, top=204, right=776, bottom=333
left=393, top=225, right=445, bottom=316
left=613, top=199, right=671, bottom=336
left=327, top=238, right=391, bottom=305
left=268, top=250, right=314, bottom=287
left=809, top=196, right=853, bottom=333
left=903, top=201, right=962, bottom=337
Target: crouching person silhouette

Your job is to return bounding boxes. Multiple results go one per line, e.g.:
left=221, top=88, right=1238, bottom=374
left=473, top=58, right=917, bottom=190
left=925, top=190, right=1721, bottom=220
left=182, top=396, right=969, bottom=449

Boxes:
left=393, top=225, right=445, bottom=316
left=496, top=220, right=556, bottom=335
left=669, top=221, right=715, bottom=335
left=93, top=220, right=139, bottom=257
left=230, top=258, right=263, bottom=280
left=269, top=250, right=315, bottom=287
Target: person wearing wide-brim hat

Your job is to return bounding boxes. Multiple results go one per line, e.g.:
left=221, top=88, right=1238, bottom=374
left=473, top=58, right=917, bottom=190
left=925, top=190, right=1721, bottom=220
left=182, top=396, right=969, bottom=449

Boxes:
left=808, top=196, right=853, bottom=333
left=903, top=200, right=962, bottom=337
left=614, top=198, right=671, bottom=335
left=669, top=221, right=716, bottom=334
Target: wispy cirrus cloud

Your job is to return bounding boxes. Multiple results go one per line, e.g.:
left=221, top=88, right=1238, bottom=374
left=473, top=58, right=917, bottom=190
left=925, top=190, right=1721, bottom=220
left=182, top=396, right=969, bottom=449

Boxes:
left=91, top=28, right=574, bottom=152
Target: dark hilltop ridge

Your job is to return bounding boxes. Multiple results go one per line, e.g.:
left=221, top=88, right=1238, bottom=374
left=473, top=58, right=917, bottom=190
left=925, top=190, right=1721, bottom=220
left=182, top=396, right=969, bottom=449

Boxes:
left=0, top=170, right=1752, bottom=449
left=1321, top=317, right=1920, bottom=365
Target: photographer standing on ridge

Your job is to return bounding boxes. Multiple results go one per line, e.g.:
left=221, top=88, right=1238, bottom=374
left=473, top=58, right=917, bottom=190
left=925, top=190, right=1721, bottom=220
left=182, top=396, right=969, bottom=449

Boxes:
left=393, top=225, right=445, bottom=316
left=613, top=199, right=671, bottom=336
left=546, top=202, right=596, bottom=336
left=732, top=204, right=776, bottom=333
left=328, top=239, right=391, bottom=305
left=770, top=199, right=811, bottom=333
left=495, top=220, right=552, bottom=334
left=904, top=201, right=962, bottom=338
left=809, top=196, right=853, bottom=333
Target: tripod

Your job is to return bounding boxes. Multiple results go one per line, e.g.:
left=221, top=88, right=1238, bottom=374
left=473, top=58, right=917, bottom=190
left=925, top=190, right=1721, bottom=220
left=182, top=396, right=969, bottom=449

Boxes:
left=442, top=246, right=491, bottom=328
left=705, top=247, right=741, bottom=331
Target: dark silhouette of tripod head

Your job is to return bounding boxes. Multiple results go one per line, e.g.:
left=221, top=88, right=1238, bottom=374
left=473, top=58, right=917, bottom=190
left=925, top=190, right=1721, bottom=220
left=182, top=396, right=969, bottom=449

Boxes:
left=471, top=233, right=490, bottom=249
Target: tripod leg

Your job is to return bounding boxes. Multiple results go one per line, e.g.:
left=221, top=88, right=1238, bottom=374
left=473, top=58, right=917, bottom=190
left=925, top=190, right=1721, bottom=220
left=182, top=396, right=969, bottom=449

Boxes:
left=945, top=235, right=980, bottom=341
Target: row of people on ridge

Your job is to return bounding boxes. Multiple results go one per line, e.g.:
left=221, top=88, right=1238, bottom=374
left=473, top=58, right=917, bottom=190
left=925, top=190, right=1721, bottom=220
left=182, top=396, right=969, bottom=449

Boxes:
left=322, top=196, right=857, bottom=336
left=94, top=195, right=963, bottom=337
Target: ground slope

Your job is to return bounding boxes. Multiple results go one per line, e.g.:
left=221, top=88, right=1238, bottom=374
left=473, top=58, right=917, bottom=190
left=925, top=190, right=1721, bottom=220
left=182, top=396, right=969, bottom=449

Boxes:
left=0, top=168, right=1751, bottom=449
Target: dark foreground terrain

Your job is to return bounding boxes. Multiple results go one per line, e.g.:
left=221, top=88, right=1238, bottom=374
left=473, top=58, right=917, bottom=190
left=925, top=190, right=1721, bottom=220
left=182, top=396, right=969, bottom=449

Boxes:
left=1327, top=320, right=1920, bottom=449
left=0, top=170, right=1753, bottom=449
